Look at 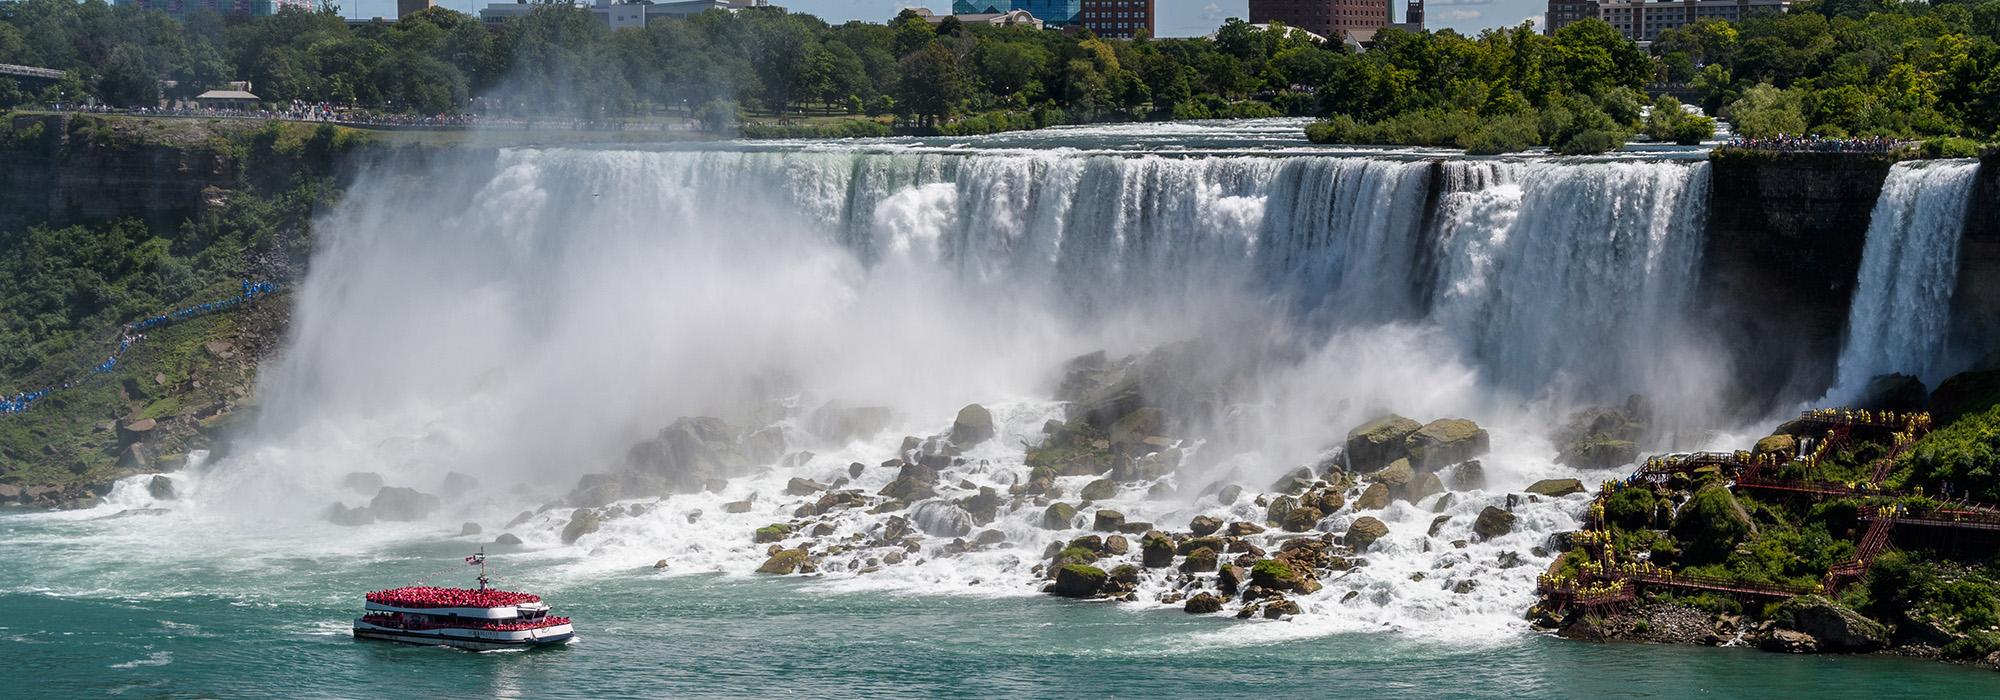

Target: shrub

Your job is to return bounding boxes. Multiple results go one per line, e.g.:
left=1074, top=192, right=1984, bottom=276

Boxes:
left=1920, top=137, right=1982, bottom=158
left=1553, top=128, right=1624, bottom=155
left=1462, top=114, right=1540, bottom=154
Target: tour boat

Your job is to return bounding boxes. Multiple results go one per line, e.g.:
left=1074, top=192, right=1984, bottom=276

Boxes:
left=353, top=550, right=574, bottom=650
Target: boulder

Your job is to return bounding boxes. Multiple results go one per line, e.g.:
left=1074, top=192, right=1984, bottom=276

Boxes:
left=785, top=478, right=828, bottom=496
left=1079, top=478, right=1118, bottom=502
left=493, top=533, right=523, bottom=545
left=1772, top=596, right=1887, bottom=652
left=115, top=418, right=158, bottom=448
left=1354, top=483, right=1390, bottom=510
left=1308, top=488, right=1345, bottom=514
left=1855, top=373, right=1927, bottom=413
left=1281, top=506, right=1323, bottom=533
left=342, top=472, right=385, bottom=494
left=561, top=508, right=602, bottom=544
left=1108, top=407, right=1166, bottom=447
left=1447, top=460, right=1486, bottom=491
left=1760, top=629, right=1820, bottom=653
left=1103, top=534, right=1130, bottom=555
left=1473, top=506, right=1516, bottom=540
left=1189, top=515, right=1223, bottom=536
left=1041, top=502, right=1078, bottom=530
left=1524, top=478, right=1585, bottom=497
left=974, top=529, right=1007, bottom=546
left=1141, top=531, right=1176, bottom=568
left=440, top=472, right=479, bottom=493
left=949, top=404, right=996, bottom=447
left=1368, top=458, right=1415, bottom=489
left=1269, top=466, right=1315, bottom=494
left=1404, top=419, right=1490, bottom=470
left=1262, top=598, right=1302, bottom=618
left=1249, top=558, right=1306, bottom=592
left=1218, top=564, right=1247, bottom=595
left=754, top=523, right=793, bottom=543
left=1345, top=414, right=1422, bottom=472
left=1051, top=564, right=1108, bottom=597
left=1559, top=437, right=1639, bottom=470
left=1184, top=592, right=1224, bottom=614
left=624, top=417, right=756, bottom=494
left=1753, top=434, right=1797, bottom=458
left=118, top=442, right=153, bottom=470
left=1265, top=495, right=1297, bottom=526
left=757, top=548, right=809, bottom=574
left=1428, top=515, right=1451, bottom=537
left=1227, top=521, right=1267, bottom=537
left=722, top=500, right=754, bottom=514
left=1345, top=516, right=1390, bottom=551
left=147, top=475, right=177, bottom=501
left=1217, top=484, right=1243, bottom=505
left=878, top=462, right=940, bottom=502
left=1093, top=509, right=1126, bottom=532
left=325, top=503, right=375, bottom=526
left=806, top=401, right=894, bottom=442
left=459, top=522, right=482, bottom=536
left=1180, top=546, right=1219, bottom=573
left=369, top=487, right=441, bottom=522
left=1405, top=470, right=1445, bottom=502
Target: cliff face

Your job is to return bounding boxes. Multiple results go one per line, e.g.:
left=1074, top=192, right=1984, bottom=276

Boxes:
left=1698, top=152, right=1897, bottom=412
left=1949, top=155, right=2000, bottom=369
left=0, top=115, right=239, bottom=231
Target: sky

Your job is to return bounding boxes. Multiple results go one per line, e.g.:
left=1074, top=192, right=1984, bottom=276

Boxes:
left=340, top=0, right=1542, bottom=37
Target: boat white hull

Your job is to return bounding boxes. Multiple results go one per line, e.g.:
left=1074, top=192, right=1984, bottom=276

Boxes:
left=352, top=621, right=574, bottom=650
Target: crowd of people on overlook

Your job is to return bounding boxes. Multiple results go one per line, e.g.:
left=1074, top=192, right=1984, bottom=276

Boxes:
left=38, top=101, right=679, bottom=131
left=0, top=280, right=276, bottom=417
left=1724, top=134, right=1909, bottom=153
left=366, top=586, right=542, bottom=609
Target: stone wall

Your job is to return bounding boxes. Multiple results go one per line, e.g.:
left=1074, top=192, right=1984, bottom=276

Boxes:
left=0, top=114, right=238, bottom=231
left=1697, top=152, right=1897, bottom=413
left=1948, top=155, right=2000, bottom=369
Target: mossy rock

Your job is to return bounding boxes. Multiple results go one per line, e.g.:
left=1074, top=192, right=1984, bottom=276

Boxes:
left=1250, top=558, right=1303, bottom=591
left=1041, top=502, right=1078, bottom=530
left=1189, top=514, right=1222, bottom=536
left=757, top=547, right=809, bottom=574
left=1345, top=414, right=1421, bottom=472
left=753, top=523, right=792, bottom=543
left=1051, top=564, right=1108, bottom=597
left=1524, top=478, right=1585, bottom=497
left=1473, top=506, right=1515, bottom=540
left=1080, top=478, right=1118, bottom=501
left=1053, top=546, right=1099, bottom=567
left=1180, top=546, right=1219, bottom=573
left=1405, top=418, right=1491, bottom=470
left=1141, top=531, right=1176, bottom=568
left=1753, top=434, right=1796, bottom=457
left=1177, top=535, right=1225, bottom=555
left=1183, top=591, right=1224, bottom=613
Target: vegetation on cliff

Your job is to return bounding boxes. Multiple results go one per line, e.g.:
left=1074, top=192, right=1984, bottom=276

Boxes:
left=1540, top=378, right=2000, bottom=660
left=0, top=114, right=358, bottom=500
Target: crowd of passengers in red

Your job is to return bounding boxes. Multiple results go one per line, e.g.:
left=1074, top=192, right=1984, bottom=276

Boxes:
left=365, top=587, right=541, bottom=608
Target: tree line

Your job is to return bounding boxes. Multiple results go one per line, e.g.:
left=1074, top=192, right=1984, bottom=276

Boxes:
left=2, top=0, right=1997, bottom=147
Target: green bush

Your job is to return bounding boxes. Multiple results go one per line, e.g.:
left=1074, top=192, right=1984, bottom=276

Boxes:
left=1602, top=487, right=1657, bottom=530
left=1896, top=404, right=2000, bottom=503
left=1642, top=95, right=1716, bottom=145
left=1552, top=128, right=1624, bottom=155
left=1462, top=114, right=1540, bottom=155
left=1920, top=137, right=1982, bottom=158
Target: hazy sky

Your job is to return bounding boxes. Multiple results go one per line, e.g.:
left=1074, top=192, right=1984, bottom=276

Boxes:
left=342, top=1, right=1541, bottom=37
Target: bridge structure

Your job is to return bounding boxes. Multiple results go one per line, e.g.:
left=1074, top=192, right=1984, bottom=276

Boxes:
left=0, top=63, right=64, bottom=85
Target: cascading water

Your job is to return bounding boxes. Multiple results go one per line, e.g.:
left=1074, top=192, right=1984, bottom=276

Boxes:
left=1425, top=160, right=1714, bottom=407
left=1829, top=160, right=1984, bottom=396
left=59, top=139, right=1729, bottom=639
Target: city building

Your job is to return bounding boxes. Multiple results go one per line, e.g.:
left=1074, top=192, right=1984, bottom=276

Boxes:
left=477, top=0, right=771, bottom=28
left=1248, top=0, right=1393, bottom=43
left=398, top=0, right=435, bottom=19
left=1543, top=0, right=1791, bottom=40
left=1078, top=0, right=1153, bottom=38
left=117, top=0, right=314, bottom=20
left=953, top=1, right=1083, bottom=28
left=1402, top=0, right=1423, bottom=31
left=909, top=7, right=1044, bottom=29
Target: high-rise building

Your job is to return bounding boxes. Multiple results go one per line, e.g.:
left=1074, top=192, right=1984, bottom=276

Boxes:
left=1543, top=0, right=1791, bottom=40
left=954, top=1, right=1083, bottom=28
left=398, top=0, right=436, bottom=18
left=1405, top=0, right=1424, bottom=30
left=1248, top=0, right=1393, bottom=43
left=118, top=0, right=315, bottom=20
left=1078, top=0, right=1153, bottom=38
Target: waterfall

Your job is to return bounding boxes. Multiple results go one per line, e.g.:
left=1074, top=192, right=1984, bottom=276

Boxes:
left=1830, top=159, right=1984, bottom=395
left=1425, top=160, right=1712, bottom=400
